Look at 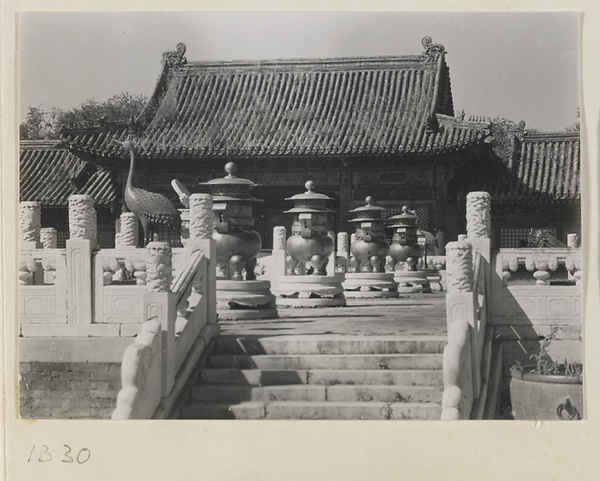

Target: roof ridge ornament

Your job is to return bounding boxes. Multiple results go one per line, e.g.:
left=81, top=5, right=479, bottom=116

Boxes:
left=514, top=120, right=527, bottom=141
left=421, top=36, right=446, bottom=61
left=162, top=42, right=187, bottom=69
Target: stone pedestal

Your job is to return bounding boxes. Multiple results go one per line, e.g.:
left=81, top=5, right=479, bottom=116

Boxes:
left=342, top=272, right=398, bottom=298
left=394, top=268, right=432, bottom=294
left=275, top=275, right=346, bottom=308
left=216, top=280, right=277, bottom=320
left=426, top=269, right=443, bottom=292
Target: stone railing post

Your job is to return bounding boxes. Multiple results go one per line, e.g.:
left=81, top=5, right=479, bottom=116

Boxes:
left=465, top=191, right=491, bottom=261
left=179, top=208, right=190, bottom=247
left=272, top=226, right=287, bottom=286
left=20, top=201, right=42, bottom=249
left=349, top=233, right=358, bottom=272
left=567, top=233, right=580, bottom=248
left=119, top=212, right=139, bottom=248
left=443, top=235, right=476, bottom=420
left=40, top=227, right=57, bottom=249
left=446, top=235, right=474, bottom=295
left=465, top=191, right=491, bottom=314
left=326, top=231, right=336, bottom=276
left=144, top=241, right=176, bottom=397
left=187, top=194, right=217, bottom=324
left=336, top=232, right=349, bottom=273
left=466, top=192, right=491, bottom=240
left=66, top=195, right=96, bottom=324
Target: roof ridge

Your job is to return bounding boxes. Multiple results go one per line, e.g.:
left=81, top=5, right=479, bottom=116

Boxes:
left=436, top=113, right=491, bottom=128
left=523, top=131, right=580, bottom=141
left=182, top=54, right=435, bottom=70
left=19, top=140, right=64, bottom=150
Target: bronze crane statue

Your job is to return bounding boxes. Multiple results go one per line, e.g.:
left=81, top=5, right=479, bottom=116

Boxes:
left=113, top=138, right=181, bottom=245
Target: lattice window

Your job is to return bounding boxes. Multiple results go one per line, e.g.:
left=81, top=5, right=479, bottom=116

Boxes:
left=385, top=206, right=429, bottom=230
left=499, top=228, right=529, bottom=248
left=56, top=230, right=69, bottom=249
left=53, top=229, right=116, bottom=248
left=97, top=229, right=115, bottom=249
left=561, top=225, right=581, bottom=245
left=498, top=227, right=558, bottom=248
left=384, top=206, right=430, bottom=244
left=158, top=225, right=183, bottom=247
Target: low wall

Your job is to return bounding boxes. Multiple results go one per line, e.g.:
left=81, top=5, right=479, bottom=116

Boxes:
left=19, top=337, right=132, bottom=419
left=490, top=248, right=582, bottom=417
left=20, top=361, right=121, bottom=419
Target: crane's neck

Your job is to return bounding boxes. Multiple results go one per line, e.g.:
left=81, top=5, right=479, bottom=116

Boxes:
left=126, top=143, right=136, bottom=190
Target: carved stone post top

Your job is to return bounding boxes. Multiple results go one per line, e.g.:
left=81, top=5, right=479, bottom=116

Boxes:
left=189, top=194, right=214, bottom=240
left=446, top=235, right=474, bottom=293
left=146, top=241, right=172, bottom=255
left=466, top=191, right=491, bottom=200
left=466, top=192, right=491, bottom=239
left=20, top=201, right=42, bottom=246
left=337, top=232, right=349, bottom=252
left=567, top=233, right=580, bottom=248
left=20, top=201, right=41, bottom=209
left=273, top=226, right=286, bottom=250
left=119, top=211, right=139, bottom=247
left=40, top=227, right=57, bottom=249
left=145, top=241, right=173, bottom=292
left=68, top=194, right=94, bottom=203
left=68, top=194, right=97, bottom=241
left=190, top=193, right=212, bottom=202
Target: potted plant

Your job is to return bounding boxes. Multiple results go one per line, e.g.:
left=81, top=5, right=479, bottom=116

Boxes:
left=510, top=328, right=583, bottom=420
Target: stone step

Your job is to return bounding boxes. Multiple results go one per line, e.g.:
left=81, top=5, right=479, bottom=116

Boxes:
left=180, top=401, right=442, bottom=420
left=307, top=369, right=443, bottom=386
left=214, top=336, right=447, bottom=356
left=326, top=384, right=442, bottom=403
left=191, top=384, right=441, bottom=404
left=200, top=369, right=309, bottom=386
left=181, top=401, right=266, bottom=419
left=192, top=385, right=327, bottom=403
left=265, top=401, right=442, bottom=420
left=265, top=401, right=390, bottom=420
left=200, top=368, right=443, bottom=387
left=208, top=353, right=444, bottom=370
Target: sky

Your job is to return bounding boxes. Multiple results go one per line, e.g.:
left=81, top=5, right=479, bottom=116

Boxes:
left=20, top=12, right=579, bottom=132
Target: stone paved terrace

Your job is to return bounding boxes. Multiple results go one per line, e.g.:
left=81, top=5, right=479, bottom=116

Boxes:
left=218, top=292, right=447, bottom=339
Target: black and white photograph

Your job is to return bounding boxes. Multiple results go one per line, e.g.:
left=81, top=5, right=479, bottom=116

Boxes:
left=16, top=11, right=582, bottom=421
left=3, top=5, right=599, bottom=481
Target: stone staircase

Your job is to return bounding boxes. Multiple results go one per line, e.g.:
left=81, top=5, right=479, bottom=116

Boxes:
left=179, top=334, right=446, bottom=420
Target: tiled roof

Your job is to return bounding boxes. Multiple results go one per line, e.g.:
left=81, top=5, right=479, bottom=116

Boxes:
left=20, top=141, right=118, bottom=206
left=63, top=48, right=491, bottom=159
left=458, top=131, right=580, bottom=202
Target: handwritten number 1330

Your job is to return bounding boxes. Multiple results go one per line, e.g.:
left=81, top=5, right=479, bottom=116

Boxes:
left=28, top=444, right=91, bottom=464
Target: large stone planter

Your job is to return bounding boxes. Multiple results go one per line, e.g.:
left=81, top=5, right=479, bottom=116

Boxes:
left=510, top=366, right=583, bottom=420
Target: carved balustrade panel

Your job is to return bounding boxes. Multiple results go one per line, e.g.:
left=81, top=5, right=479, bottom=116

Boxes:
left=100, top=252, right=148, bottom=285
left=497, top=248, right=581, bottom=286
left=496, top=286, right=581, bottom=325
